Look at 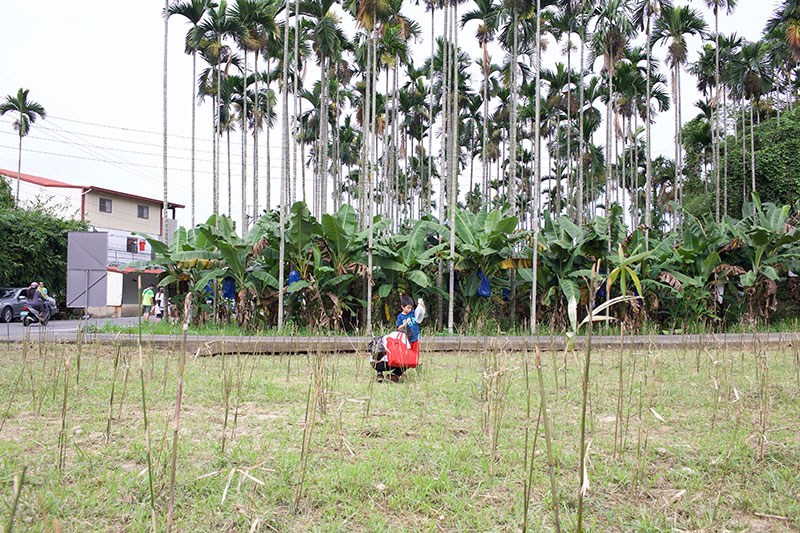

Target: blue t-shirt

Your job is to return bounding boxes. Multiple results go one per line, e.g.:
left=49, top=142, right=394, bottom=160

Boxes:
left=396, top=312, right=420, bottom=343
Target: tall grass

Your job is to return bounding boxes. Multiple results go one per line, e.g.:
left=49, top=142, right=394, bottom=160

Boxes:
left=138, top=344, right=157, bottom=531
left=294, top=350, right=325, bottom=510
left=534, top=346, right=561, bottom=532
left=166, top=293, right=192, bottom=532
left=4, top=462, right=27, bottom=533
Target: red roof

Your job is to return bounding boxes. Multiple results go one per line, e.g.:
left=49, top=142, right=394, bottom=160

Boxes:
left=0, top=168, right=83, bottom=189
left=0, top=168, right=184, bottom=209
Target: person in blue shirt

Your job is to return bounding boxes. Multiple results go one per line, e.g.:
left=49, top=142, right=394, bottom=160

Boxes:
left=396, top=295, right=420, bottom=344
left=372, top=295, right=425, bottom=383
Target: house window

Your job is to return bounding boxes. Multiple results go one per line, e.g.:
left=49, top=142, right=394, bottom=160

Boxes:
left=99, top=197, right=112, bottom=213
left=137, top=205, right=149, bottom=219
left=127, top=237, right=138, bottom=254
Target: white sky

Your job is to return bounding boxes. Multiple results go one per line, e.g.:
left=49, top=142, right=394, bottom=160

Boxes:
left=0, top=0, right=773, bottom=230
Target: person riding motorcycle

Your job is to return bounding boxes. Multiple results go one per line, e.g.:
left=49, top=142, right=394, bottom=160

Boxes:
left=26, top=282, right=50, bottom=322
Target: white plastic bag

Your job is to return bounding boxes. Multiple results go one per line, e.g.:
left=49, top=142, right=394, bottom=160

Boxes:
left=414, top=298, right=426, bottom=324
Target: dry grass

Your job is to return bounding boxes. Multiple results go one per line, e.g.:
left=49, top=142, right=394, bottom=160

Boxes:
left=0, top=340, right=798, bottom=531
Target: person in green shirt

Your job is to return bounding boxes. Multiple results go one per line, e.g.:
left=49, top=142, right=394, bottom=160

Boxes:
left=142, top=284, right=155, bottom=320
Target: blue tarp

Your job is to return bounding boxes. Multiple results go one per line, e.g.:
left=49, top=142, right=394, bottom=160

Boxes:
left=478, top=270, right=491, bottom=297
left=288, top=270, right=301, bottom=286
left=222, top=277, right=235, bottom=299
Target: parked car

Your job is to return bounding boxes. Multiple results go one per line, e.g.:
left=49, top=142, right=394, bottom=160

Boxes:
left=0, top=287, right=57, bottom=323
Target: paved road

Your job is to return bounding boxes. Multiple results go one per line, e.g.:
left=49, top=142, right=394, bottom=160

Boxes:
left=1, top=318, right=798, bottom=354
left=0, top=316, right=140, bottom=343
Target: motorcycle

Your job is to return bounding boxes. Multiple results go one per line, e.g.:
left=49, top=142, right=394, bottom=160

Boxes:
left=21, top=304, right=49, bottom=326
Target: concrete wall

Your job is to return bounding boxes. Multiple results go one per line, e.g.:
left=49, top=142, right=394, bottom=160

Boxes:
left=83, top=190, right=161, bottom=235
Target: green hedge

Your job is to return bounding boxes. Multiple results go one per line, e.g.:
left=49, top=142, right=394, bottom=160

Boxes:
left=0, top=177, right=88, bottom=306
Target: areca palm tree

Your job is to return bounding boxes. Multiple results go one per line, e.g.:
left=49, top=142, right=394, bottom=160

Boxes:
left=354, top=0, right=392, bottom=334
left=168, top=0, right=217, bottom=227
left=703, top=0, right=736, bottom=222
left=302, top=0, right=346, bottom=218
left=198, top=1, right=244, bottom=218
left=651, top=4, right=707, bottom=214
left=232, top=0, right=270, bottom=234
left=717, top=32, right=743, bottom=216
left=592, top=0, right=633, bottom=234
left=462, top=0, right=500, bottom=204
left=633, top=0, right=671, bottom=245
left=766, top=0, right=800, bottom=63
left=0, top=89, right=46, bottom=208
left=727, top=41, right=771, bottom=198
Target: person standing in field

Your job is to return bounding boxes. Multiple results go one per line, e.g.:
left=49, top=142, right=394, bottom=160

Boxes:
left=154, top=287, right=166, bottom=323
left=142, top=284, right=155, bottom=320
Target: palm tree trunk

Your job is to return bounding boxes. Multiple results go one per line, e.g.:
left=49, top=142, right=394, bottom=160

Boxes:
left=566, top=32, right=572, bottom=221
left=427, top=7, right=435, bottom=216
left=294, top=0, right=306, bottom=206
left=242, top=50, right=249, bottom=235
left=265, top=55, right=272, bottom=212
left=253, top=53, right=260, bottom=223
left=191, top=51, right=197, bottom=227
left=531, top=0, right=542, bottom=334
left=508, top=7, right=518, bottom=326
left=714, top=9, right=720, bottom=222
left=750, top=99, right=756, bottom=195
left=162, top=0, right=169, bottom=242
left=213, top=94, right=219, bottom=217
left=292, top=0, right=300, bottom=206
left=677, top=66, right=683, bottom=214
left=509, top=8, right=518, bottom=218
left=228, top=129, right=233, bottom=216
left=645, top=5, right=652, bottom=246
left=672, top=67, right=679, bottom=214
left=278, top=6, right=291, bottom=331
left=367, top=33, right=377, bottom=335
left=438, top=4, right=449, bottom=329
left=216, top=46, right=222, bottom=218
left=578, top=4, right=585, bottom=226
left=15, top=134, right=22, bottom=209
left=447, top=0, right=458, bottom=333
left=319, top=56, right=330, bottom=217
left=482, top=41, right=489, bottom=204
left=741, top=95, right=746, bottom=201
left=723, top=88, right=728, bottom=217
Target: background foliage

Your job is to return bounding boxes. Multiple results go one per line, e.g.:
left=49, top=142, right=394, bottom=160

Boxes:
left=0, top=177, right=88, bottom=306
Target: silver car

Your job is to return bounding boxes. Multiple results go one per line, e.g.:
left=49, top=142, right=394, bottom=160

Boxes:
left=0, top=287, right=57, bottom=323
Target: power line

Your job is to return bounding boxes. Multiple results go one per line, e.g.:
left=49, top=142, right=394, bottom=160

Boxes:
left=0, top=116, right=286, bottom=151
left=0, top=144, right=286, bottom=178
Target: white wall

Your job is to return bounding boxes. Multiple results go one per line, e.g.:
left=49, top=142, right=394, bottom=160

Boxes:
left=11, top=178, right=83, bottom=219
left=106, top=271, right=123, bottom=306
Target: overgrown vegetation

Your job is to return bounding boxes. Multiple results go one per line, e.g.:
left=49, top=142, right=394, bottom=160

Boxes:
left=0, top=178, right=88, bottom=306
left=134, top=193, right=800, bottom=334
left=0, top=340, right=798, bottom=531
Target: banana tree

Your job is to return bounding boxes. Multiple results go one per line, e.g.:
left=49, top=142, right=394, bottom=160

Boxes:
left=725, top=193, right=800, bottom=322
left=529, top=212, right=590, bottom=330
left=372, top=218, right=448, bottom=321
left=316, top=204, right=375, bottom=329
left=655, top=209, right=727, bottom=326
left=448, top=207, right=520, bottom=295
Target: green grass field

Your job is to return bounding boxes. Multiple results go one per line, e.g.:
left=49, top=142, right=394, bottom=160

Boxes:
left=1, top=339, right=798, bottom=531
